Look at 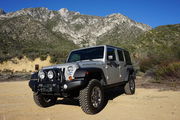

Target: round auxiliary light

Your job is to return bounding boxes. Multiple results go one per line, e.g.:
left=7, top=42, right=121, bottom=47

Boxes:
left=47, top=70, right=54, bottom=79
left=38, top=71, right=45, bottom=79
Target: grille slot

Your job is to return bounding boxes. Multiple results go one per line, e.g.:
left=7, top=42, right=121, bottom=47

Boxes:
left=60, top=68, right=65, bottom=74
left=59, top=68, right=65, bottom=82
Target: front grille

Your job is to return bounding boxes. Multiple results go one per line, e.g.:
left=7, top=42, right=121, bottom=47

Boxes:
left=40, top=68, right=65, bottom=83
left=58, top=68, right=66, bottom=82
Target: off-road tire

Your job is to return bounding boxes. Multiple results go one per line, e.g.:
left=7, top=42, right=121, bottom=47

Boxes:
left=79, top=79, right=104, bottom=114
left=124, top=75, right=135, bottom=95
left=33, top=93, right=57, bottom=107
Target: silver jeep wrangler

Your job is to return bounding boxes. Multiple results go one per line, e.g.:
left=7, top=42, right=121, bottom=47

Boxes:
left=29, top=45, right=136, bottom=114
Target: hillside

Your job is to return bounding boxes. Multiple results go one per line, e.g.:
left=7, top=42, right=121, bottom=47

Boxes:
left=0, top=7, right=151, bottom=64
left=0, top=13, right=78, bottom=63
left=132, top=24, right=180, bottom=81
left=133, top=24, right=180, bottom=60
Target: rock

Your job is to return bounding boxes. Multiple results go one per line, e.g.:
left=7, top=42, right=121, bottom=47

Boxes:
left=0, top=8, right=6, bottom=15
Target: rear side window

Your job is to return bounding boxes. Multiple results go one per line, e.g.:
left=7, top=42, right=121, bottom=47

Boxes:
left=117, top=50, right=124, bottom=61
left=107, top=48, right=116, bottom=61
left=124, top=51, right=132, bottom=65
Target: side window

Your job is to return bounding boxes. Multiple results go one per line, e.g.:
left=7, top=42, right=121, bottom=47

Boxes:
left=107, top=48, right=116, bottom=61
left=124, top=51, right=132, bottom=65
left=117, top=50, right=124, bottom=62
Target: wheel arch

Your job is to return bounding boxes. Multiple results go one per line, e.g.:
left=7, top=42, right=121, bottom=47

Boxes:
left=74, top=68, right=107, bottom=86
left=127, top=67, right=136, bottom=79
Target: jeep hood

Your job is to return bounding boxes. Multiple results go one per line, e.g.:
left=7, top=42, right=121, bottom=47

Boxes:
left=42, top=60, right=104, bottom=70
left=42, top=63, right=77, bottom=70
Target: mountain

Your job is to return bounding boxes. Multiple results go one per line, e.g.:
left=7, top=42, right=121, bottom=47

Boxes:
left=0, top=7, right=151, bottom=63
left=0, top=9, right=78, bottom=63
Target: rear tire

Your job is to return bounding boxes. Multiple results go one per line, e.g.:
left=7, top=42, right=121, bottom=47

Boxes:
left=79, top=79, right=104, bottom=114
left=124, top=75, right=135, bottom=95
left=33, top=93, right=57, bottom=107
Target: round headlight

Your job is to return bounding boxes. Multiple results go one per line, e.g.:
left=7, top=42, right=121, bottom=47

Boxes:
left=38, top=71, right=45, bottom=79
left=67, top=66, right=74, bottom=75
left=47, top=70, right=54, bottom=79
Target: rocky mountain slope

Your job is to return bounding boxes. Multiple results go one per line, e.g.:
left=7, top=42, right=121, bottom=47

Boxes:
left=0, top=7, right=151, bottom=44
left=0, top=7, right=151, bottom=63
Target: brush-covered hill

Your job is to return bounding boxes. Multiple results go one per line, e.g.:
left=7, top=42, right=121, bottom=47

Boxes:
left=133, top=24, right=180, bottom=61
left=0, top=7, right=151, bottom=64
left=131, top=24, right=180, bottom=79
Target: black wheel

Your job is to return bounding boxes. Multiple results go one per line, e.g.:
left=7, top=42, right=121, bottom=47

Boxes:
left=79, top=79, right=104, bottom=114
left=124, top=75, right=135, bottom=95
left=33, top=93, right=57, bottom=107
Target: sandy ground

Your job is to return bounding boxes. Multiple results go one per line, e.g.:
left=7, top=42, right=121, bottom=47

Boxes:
left=0, top=81, right=180, bottom=120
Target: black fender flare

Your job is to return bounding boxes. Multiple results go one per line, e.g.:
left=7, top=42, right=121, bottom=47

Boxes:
left=127, top=67, right=136, bottom=80
left=30, top=72, right=38, bottom=79
left=29, top=72, right=38, bottom=92
left=74, top=68, right=107, bottom=85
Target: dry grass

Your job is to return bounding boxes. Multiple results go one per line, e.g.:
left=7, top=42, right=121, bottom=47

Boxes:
left=0, top=56, right=52, bottom=72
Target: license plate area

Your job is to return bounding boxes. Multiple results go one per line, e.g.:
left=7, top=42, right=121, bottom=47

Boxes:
left=39, top=84, right=60, bottom=93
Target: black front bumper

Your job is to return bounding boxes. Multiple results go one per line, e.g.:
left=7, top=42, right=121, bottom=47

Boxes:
left=29, top=78, right=88, bottom=94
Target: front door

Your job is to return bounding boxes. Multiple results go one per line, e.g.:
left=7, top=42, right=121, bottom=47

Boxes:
left=105, top=47, right=120, bottom=85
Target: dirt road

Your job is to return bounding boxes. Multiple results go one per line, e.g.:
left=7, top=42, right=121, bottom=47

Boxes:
left=0, top=81, right=180, bottom=120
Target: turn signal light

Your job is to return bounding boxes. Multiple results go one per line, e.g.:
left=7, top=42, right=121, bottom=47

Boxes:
left=68, top=76, right=73, bottom=80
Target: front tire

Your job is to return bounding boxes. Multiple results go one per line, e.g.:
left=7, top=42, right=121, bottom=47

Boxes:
left=79, top=79, right=104, bottom=114
left=124, top=75, right=135, bottom=95
left=33, top=93, right=57, bottom=107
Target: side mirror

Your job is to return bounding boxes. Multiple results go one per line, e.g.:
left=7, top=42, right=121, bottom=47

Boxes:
left=108, top=55, right=114, bottom=61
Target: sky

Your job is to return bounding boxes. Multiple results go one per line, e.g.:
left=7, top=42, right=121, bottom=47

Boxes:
left=0, top=0, right=180, bottom=28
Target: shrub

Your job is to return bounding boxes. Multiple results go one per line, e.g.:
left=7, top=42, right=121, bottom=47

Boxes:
left=17, top=55, right=23, bottom=60
left=155, top=61, right=180, bottom=81
left=40, top=55, right=47, bottom=61
left=50, top=56, right=58, bottom=63
left=139, top=57, right=159, bottom=72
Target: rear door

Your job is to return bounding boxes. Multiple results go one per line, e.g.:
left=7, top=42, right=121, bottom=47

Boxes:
left=123, top=50, right=133, bottom=81
left=117, top=49, right=127, bottom=82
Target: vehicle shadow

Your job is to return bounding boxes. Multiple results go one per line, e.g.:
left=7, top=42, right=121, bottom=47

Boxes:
left=55, top=86, right=125, bottom=108
left=104, top=86, right=125, bottom=100
left=56, top=98, right=80, bottom=106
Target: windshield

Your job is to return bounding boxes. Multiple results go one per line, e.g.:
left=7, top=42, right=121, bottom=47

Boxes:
left=67, top=46, right=104, bottom=62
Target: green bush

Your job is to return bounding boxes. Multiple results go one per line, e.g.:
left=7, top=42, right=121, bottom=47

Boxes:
left=139, top=57, right=159, bottom=72
left=155, top=61, right=180, bottom=81
left=40, top=55, right=47, bottom=61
